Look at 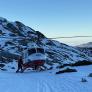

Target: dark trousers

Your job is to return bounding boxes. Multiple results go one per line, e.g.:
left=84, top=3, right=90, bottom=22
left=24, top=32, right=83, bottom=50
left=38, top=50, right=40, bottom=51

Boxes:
left=16, top=64, right=23, bottom=73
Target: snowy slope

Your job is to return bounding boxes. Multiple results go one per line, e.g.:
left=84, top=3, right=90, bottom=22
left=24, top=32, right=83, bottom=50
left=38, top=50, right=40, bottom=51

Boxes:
left=76, top=42, right=92, bottom=58
left=77, top=42, right=92, bottom=48
left=0, top=65, right=92, bottom=92
left=77, top=47, right=92, bottom=58
left=0, top=17, right=92, bottom=70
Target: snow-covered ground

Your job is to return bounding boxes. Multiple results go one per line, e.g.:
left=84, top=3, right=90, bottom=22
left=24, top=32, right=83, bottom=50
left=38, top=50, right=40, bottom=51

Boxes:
left=0, top=65, right=92, bottom=92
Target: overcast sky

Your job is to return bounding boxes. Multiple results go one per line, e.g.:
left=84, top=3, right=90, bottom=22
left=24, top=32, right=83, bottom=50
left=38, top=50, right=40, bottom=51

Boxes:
left=0, top=0, right=92, bottom=46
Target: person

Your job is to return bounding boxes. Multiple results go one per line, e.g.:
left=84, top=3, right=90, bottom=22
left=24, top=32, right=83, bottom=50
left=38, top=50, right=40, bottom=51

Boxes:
left=16, top=56, right=23, bottom=73
left=0, top=45, right=2, bottom=51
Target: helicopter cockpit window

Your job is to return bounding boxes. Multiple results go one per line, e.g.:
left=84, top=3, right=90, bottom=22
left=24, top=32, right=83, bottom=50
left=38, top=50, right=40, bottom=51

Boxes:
left=28, top=48, right=36, bottom=55
left=28, top=48, right=44, bottom=55
left=37, top=48, right=44, bottom=54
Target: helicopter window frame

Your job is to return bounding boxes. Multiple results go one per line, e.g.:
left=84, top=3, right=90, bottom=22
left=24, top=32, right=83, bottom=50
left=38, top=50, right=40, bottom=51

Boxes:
left=28, top=48, right=45, bottom=55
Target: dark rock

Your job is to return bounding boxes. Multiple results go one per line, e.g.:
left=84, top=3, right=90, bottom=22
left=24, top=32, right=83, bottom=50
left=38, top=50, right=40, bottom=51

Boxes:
left=71, top=60, right=92, bottom=66
left=1, top=68, right=7, bottom=71
left=88, top=73, right=92, bottom=77
left=56, top=68, right=77, bottom=74
left=0, top=64, right=5, bottom=68
left=11, top=67, right=15, bottom=69
left=36, top=31, right=45, bottom=39
left=81, top=78, right=88, bottom=82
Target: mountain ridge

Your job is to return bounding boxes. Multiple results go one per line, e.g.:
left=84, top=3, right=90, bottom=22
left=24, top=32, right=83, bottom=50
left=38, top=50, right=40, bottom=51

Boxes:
left=76, top=42, right=92, bottom=58
left=77, top=42, right=92, bottom=48
left=0, top=17, right=92, bottom=70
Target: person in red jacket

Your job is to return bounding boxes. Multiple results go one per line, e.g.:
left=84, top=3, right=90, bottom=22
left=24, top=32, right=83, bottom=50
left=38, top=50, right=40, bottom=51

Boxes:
left=16, top=56, right=23, bottom=73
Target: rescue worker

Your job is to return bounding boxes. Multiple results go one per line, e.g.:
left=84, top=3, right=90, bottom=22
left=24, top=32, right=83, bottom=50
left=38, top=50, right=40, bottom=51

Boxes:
left=16, top=56, right=23, bottom=73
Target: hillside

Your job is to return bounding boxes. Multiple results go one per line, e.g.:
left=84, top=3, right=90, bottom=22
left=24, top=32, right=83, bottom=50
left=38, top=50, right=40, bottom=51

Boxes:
left=76, top=42, right=92, bottom=58
left=0, top=17, right=92, bottom=71
left=77, top=42, right=92, bottom=48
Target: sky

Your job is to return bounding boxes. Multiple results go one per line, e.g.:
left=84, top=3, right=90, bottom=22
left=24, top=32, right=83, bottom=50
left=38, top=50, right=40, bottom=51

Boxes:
left=0, top=0, right=92, bottom=46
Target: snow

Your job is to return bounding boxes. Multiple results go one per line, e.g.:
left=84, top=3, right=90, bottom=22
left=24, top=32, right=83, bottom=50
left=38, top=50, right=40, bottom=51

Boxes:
left=0, top=64, right=92, bottom=92
left=77, top=42, right=92, bottom=48
left=0, top=25, right=11, bottom=36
